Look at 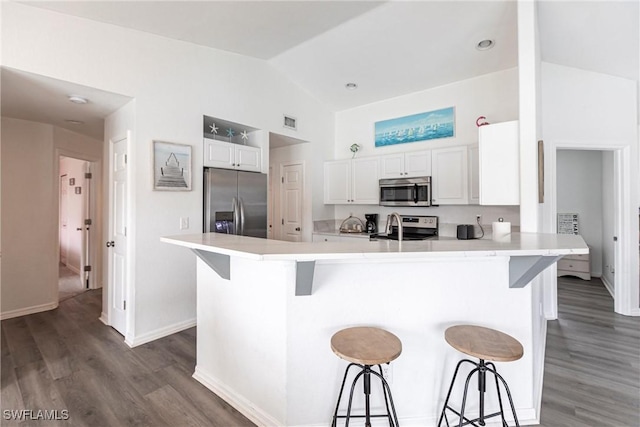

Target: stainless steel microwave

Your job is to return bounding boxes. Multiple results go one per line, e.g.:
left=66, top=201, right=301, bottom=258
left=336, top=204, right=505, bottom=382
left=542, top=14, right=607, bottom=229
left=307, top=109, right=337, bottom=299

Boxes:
left=379, top=176, right=432, bottom=207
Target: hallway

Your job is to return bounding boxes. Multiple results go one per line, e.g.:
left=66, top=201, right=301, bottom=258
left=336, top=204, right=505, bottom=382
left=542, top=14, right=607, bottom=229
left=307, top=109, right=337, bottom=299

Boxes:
left=58, top=263, right=85, bottom=302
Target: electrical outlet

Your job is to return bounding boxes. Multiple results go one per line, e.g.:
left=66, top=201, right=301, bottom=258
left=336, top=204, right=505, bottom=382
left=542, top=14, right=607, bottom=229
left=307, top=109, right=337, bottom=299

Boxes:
left=476, top=215, right=482, bottom=224
left=180, top=217, right=189, bottom=230
left=381, top=363, right=393, bottom=384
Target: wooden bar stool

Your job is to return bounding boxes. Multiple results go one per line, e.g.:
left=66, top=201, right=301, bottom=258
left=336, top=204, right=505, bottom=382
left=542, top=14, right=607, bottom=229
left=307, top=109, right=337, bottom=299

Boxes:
left=330, top=326, right=402, bottom=427
left=438, top=325, right=523, bottom=427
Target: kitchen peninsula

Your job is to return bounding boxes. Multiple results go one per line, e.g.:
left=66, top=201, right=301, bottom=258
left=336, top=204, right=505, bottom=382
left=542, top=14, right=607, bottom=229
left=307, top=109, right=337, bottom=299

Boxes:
left=162, top=232, right=587, bottom=427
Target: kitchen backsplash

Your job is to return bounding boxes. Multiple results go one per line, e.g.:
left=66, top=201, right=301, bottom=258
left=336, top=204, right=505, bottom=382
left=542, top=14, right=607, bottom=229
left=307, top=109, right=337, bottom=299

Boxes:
left=329, top=204, right=520, bottom=237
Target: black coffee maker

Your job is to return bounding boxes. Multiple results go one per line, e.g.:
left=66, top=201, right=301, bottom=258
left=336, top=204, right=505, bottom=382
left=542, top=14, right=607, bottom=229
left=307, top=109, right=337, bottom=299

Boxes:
left=365, top=214, right=378, bottom=234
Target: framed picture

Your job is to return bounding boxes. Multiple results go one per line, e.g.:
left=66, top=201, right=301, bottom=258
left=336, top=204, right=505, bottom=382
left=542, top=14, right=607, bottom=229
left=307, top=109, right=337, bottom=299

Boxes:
left=375, top=106, right=455, bottom=147
left=153, top=141, right=192, bottom=191
left=558, top=213, right=579, bottom=235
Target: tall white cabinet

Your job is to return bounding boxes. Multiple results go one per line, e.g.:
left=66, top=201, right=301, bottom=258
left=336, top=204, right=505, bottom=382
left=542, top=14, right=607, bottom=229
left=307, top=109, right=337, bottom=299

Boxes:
left=478, top=121, right=520, bottom=205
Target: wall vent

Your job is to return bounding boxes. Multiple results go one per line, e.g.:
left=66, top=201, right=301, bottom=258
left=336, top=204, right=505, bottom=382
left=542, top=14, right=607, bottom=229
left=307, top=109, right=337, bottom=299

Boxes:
left=283, top=115, right=297, bottom=131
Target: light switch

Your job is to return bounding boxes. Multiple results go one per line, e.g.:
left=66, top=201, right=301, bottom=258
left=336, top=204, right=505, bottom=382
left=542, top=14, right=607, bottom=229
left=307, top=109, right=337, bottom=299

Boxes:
left=180, top=217, right=189, bottom=230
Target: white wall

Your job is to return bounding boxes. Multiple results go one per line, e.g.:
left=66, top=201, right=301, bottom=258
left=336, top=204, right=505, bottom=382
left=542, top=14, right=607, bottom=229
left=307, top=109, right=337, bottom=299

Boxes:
left=542, top=61, right=639, bottom=315
left=2, top=3, right=334, bottom=340
left=556, top=150, right=603, bottom=276
left=333, top=68, right=521, bottom=230
left=1, top=117, right=102, bottom=319
left=335, top=68, right=519, bottom=158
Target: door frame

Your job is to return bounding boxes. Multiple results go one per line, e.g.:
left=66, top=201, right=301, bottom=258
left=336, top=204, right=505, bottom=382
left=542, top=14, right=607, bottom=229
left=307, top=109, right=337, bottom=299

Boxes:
left=542, top=140, right=639, bottom=317
left=55, top=149, right=101, bottom=294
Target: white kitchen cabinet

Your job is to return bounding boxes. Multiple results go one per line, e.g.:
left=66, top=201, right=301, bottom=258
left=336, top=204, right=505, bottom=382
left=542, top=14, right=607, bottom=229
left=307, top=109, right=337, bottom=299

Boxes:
left=324, top=160, right=350, bottom=204
left=203, top=139, right=262, bottom=172
left=431, top=146, right=469, bottom=205
left=379, top=150, right=431, bottom=179
left=323, top=157, right=379, bottom=204
left=478, top=121, right=519, bottom=205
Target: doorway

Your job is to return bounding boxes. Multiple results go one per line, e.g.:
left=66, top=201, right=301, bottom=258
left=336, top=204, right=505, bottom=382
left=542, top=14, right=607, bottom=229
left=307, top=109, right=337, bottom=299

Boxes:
left=280, top=162, right=304, bottom=242
left=544, top=142, right=639, bottom=317
left=58, top=156, right=92, bottom=301
left=268, top=132, right=310, bottom=241
left=556, top=150, right=615, bottom=294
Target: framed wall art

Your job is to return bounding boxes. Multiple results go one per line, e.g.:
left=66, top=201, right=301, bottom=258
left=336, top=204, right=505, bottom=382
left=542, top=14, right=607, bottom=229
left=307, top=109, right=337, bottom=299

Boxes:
left=153, top=140, right=192, bottom=191
left=375, top=106, right=455, bottom=147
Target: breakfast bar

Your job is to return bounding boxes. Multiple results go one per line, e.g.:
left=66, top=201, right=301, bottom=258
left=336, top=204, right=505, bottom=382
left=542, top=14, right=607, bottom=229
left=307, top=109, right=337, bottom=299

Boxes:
left=161, top=233, right=587, bottom=427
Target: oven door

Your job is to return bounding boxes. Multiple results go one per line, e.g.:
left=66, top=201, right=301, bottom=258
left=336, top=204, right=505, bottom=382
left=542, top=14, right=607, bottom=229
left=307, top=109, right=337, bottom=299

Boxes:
left=379, top=177, right=431, bottom=206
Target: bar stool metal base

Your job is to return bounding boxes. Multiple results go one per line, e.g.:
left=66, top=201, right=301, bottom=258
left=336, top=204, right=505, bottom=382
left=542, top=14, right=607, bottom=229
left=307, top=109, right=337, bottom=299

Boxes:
left=331, top=362, right=399, bottom=427
left=438, top=358, right=520, bottom=427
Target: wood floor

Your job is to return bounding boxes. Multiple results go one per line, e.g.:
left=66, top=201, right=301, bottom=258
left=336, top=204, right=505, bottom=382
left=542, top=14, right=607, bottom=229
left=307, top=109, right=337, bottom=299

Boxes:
left=1, top=277, right=638, bottom=426
left=1, top=290, right=254, bottom=427
left=538, top=276, right=640, bottom=427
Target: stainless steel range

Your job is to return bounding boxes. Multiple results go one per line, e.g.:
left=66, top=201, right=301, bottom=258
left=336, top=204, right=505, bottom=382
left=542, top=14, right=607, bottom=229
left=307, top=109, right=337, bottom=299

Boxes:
left=372, top=215, right=439, bottom=241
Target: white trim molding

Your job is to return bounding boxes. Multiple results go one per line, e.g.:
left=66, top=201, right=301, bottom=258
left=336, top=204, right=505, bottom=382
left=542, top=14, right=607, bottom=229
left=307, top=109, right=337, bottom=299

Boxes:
left=0, top=301, right=59, bottom=320
left=124, top=317, right=196, bottom=348
left=542, top=139, right=639, bottom=317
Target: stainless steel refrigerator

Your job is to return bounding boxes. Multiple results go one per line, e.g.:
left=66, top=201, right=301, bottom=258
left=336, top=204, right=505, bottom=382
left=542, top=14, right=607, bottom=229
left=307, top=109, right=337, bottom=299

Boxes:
left=203, top=167, right=267, bottom=238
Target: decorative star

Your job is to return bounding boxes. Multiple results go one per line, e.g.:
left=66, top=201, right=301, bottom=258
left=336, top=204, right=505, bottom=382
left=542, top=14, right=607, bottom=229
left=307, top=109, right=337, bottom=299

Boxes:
left=209, top=123, right=218, bottom=134
left=240, top=131, right=249, bottom=141
left=226, top=128, right=235, bottom=138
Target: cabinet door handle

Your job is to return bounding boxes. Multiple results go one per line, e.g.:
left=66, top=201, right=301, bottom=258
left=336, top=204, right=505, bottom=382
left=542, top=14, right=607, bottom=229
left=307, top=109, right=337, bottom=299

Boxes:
left=295, top=227, right=301, bottom=231
left=106, top=241, right=115, bottom=248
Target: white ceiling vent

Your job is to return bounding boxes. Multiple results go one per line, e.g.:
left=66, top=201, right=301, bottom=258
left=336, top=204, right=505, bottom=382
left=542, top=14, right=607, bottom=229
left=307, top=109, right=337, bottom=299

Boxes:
left=283, top=115, right=297, bottom=131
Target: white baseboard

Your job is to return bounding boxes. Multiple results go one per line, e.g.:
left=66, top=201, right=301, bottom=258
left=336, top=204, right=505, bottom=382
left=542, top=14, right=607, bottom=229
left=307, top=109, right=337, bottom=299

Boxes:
left=601, top=275, right=615, bottom=297
left=0, top=301, right=58, bottom=320
left=99, top=312, right=109, bottom=325
left=65, top=263, right=82, bottom=275
left=124, top=317, right=196, bottom=348
left=193, top=366, right=282, bottom=427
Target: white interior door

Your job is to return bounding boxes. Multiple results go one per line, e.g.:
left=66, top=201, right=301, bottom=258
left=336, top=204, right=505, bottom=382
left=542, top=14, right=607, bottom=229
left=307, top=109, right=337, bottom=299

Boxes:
left=281, top=163, right=303, bottom=242
left=108, top=135, right=129, bottom=336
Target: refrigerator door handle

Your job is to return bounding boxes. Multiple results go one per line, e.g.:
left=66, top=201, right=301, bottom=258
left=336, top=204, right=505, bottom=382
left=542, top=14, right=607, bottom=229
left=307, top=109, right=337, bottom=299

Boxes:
left=232, top=197, right=239, bottom=235
left=204, top=169, right=211, bottom=232
left=238, top=197, right=246, bottom=236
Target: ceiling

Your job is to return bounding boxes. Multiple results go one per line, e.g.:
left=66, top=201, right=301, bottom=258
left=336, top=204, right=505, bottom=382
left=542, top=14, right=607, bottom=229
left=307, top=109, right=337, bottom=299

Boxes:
left=1, top=67, right=132, bottom=140
left=2, top=1, right=638, bottom=140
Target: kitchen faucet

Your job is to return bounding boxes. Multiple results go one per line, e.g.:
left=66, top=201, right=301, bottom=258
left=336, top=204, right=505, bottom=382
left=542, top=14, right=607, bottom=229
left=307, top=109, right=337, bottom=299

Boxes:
left=386, top=212, right=403, bottom=242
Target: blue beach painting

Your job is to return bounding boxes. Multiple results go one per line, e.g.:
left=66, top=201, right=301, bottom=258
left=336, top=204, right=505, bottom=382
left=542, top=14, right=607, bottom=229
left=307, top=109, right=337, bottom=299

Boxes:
left=374, top=107, right=455, bottom=147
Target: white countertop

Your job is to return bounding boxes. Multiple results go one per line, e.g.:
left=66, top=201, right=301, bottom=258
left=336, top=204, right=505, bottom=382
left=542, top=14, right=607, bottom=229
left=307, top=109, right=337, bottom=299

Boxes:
left=161, top=232, right=589, bottom=262
left=313, top=230, right=371, bottom=238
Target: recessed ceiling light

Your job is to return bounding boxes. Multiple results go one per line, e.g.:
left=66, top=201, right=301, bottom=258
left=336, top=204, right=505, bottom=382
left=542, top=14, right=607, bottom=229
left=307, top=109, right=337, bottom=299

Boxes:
left=476, top=39, right=495, bottom=51
left=65, top=119, right=84, bottom=125
left=345, top=83, right=358, bottom=90
left=68, top=95, right=89, bottom=104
